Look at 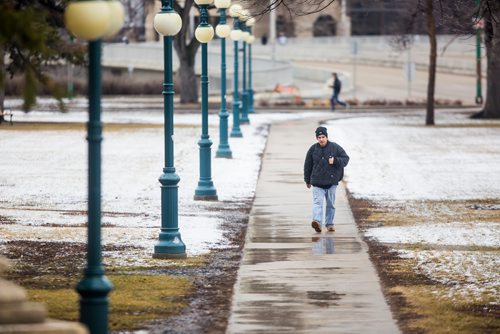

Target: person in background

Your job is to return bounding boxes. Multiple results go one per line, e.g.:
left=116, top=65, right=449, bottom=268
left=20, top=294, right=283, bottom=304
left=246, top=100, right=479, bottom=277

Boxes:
left=329, top=72, right=347, bottom=111
left=304, top=126, right=349, bottom=233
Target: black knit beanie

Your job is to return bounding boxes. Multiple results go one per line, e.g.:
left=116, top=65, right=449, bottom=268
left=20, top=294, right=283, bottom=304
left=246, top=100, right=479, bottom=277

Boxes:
left=315, top=126, right=328, bottom=138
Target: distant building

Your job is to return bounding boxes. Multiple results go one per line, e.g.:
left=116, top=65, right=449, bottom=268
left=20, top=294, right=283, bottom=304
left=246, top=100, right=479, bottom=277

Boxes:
left=142, top=0, right=469, bottom=42
left=143, top=0, right=349, bottom=42
left=251, top=0, right=349, bottom=39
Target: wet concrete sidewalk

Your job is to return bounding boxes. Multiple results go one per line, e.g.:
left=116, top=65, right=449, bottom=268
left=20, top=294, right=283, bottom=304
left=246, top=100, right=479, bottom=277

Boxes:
left=227, top=117, right=400, bottom=334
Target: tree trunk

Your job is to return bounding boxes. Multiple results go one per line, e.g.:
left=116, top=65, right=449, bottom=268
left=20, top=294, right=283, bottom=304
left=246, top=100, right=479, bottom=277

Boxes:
left=0, top=42, right=5, bottom=124
left=425, top=0, right=436, bottom=125
left=481, top=0, right=500, bottom=118
left=173, top=0, right=200, bottom=104
left=177, top=54, right=198, bottom=103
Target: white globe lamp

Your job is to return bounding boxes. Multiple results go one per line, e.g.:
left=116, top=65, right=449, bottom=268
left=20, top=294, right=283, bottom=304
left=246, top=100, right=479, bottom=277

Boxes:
left=214, top=0, right=231, bottom=8
left=102, top=1, right=125, bottom=38
left=154, top=11, right=182, bottom=36
left=216, top=24, right=231, bottom=38
left=65, top=1, right=111, bottom=40
left=195, top=25, right=215, bottom=43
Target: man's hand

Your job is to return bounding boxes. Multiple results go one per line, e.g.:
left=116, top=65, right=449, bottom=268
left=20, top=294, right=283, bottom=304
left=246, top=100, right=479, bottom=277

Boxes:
left=306, top=184, right=311, bottom=189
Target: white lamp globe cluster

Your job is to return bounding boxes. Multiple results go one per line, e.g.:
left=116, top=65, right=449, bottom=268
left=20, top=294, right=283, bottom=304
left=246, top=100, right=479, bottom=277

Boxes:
left=246, top=17, right=256, bottom=44
left=65, top=0, right=125, bottom=40
left=194, top=0, right=215, bottom=43
left=227, top=5, right=255, bottom=42
left=239, top=9, right=250, bottom=41
left=215, top=0, right=232, bottom=38
left=228, top=4, right=243, bottom=41
left=228, top=3, right=243, bottom=18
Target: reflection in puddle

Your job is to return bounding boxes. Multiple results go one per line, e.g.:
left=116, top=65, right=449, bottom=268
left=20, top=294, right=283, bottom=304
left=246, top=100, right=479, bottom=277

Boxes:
left=312, top=236, right=335, bottom=255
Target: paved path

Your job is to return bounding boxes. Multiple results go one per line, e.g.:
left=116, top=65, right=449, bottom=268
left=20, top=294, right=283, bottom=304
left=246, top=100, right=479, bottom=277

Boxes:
left=292, top=59, right=485, bottom=103
left=227, top=117, right=400, bottom=334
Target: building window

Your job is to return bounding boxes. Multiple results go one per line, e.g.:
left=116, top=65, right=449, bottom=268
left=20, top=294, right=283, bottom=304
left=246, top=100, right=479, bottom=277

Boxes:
left=313, top=15, right=337, bottom=37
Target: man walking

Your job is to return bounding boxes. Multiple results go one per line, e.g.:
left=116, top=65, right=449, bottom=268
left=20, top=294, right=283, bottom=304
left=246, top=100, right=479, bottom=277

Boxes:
left=329, top=72, right=347, bottom=111
left=304, top=126, right=349, bottom=233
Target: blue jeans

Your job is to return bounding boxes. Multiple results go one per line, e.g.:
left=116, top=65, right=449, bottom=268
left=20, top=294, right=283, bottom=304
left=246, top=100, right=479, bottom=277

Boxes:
left=330, top=93, right=346, bottom=110
left=312, top=185, right=337, bottom=227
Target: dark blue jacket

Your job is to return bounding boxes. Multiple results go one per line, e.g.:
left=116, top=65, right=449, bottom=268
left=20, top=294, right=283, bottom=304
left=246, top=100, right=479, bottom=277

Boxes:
left=333, top=78, right=342, bottom=94
left=304, top=141, right=349, bottom=187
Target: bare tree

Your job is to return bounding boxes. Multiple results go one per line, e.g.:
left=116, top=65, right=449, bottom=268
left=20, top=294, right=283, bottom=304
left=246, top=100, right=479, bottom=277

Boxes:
left=425, top=0, right=437, bottom=125
left=476, top=0, right=500, bottom=118
left=240, top=0, right=335, bottom=16
left=157, top=0, right=497, bottom=115
left=390, top=0, right=476, bottom=125
left=146, top=0, right=200, bottom=103
left=173, top=0, right=200, bottom=104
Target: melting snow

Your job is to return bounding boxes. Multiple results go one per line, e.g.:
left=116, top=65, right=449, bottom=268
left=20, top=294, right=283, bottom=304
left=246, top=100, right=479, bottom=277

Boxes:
left=327, top=111, right=500, bottom=303
left=365, top=222, right=500, bottom=247
left=0, top=107, right=329, bottom=261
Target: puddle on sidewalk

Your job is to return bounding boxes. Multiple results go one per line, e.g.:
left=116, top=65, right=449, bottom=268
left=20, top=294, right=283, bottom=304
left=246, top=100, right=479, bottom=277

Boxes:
left=244, top=237, right=362, bottom=264
left=307, top=290, right=345, bottom=308
left=244, top=248, right=306, bottom=265
left=311, top=236, right=362, bottom=255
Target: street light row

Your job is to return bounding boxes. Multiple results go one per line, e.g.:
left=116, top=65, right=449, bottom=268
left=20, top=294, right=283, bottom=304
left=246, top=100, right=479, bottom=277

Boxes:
left=63, top=0, right=258, bottom=333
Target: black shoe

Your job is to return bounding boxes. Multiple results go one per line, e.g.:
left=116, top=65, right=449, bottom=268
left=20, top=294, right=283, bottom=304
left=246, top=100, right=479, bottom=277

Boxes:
left=311, top=220, right=322, bottom=233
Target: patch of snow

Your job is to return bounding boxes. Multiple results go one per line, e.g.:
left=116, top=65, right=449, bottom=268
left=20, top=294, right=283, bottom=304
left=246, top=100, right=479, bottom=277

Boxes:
left=398, top=249, right=500, bottom=304
left=328, top=112, right=500, bottom=304
left=365, top=222, right=500, bottom=247
left=328, top=115, right=500, bottom=201
left=0, top=108, right=329, bottom=263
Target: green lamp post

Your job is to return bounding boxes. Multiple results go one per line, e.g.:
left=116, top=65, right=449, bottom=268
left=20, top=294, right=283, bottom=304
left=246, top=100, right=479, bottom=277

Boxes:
left=64, top=1, right=124, bottom=332
left=215, top=0, right=233, bottom=159
left=239, top=11, right=250, bottom=124
left=152, top=0, right=186, bottom=259
left=474, top=0, right=483, bottom=105
left=246, top=17, right=256, bottom=114
left=194, top=0, right=218, bottom=201
left=229, top=4, right=243, bottom=138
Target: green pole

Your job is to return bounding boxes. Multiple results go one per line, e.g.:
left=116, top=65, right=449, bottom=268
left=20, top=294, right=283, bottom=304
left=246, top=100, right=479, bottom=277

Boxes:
left=76, top=39, right=113, bottom=334
left=230, top=18, right=242, bottom=138
left=153, top=0, right=186, bottom=259
left=475, top=0, right=483, bottom=105
left=67, top=36, right=74, bottom=99
left=240, top=23, right=249, bottom=124
left=194, top=3, right=218, bottom=201
left=216, top=8, right=232, bottom=158
left=248, top=26, right=255, bottom=114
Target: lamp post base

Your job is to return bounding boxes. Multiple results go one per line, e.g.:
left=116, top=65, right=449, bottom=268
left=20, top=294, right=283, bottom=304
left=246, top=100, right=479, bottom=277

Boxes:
left=240, top=91, right=250, bottom=123
left=193, top=194, right=218, bottom=201
left=194, top=183, right=218, bottom=201
left=153, top=231, right=186, bottom=259
left=77, top=274, right=112, bottom=334
left=153, top=252, right=187, bottom=259
left=230, top=130, right=243, bottom=138
left=216, top=146, right=233, bottom=158
left=248, top=89, right=255, bottom=113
